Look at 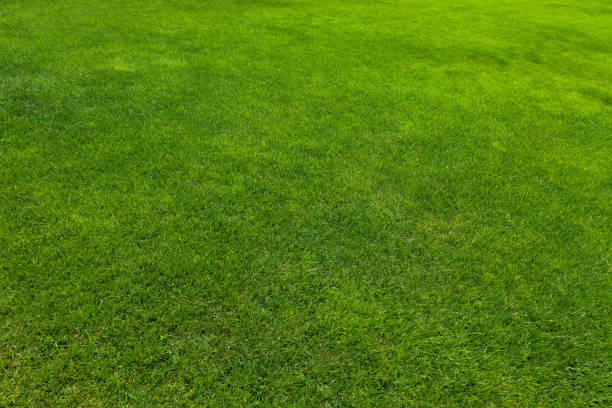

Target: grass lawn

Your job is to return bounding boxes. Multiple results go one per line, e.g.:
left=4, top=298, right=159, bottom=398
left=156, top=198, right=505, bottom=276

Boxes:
left=1, top=0, right=611, bottom=406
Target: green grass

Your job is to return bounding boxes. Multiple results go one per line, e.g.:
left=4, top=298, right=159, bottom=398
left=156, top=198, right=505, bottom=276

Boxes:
left=1, top=0, right=611, bottom=406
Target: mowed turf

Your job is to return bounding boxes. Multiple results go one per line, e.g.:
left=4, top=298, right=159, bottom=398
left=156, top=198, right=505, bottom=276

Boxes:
left=1, top=0, right=611, bottom=406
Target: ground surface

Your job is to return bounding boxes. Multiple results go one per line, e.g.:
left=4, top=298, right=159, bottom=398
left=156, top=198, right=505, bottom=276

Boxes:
left=1, top=0, right=611, bottom=406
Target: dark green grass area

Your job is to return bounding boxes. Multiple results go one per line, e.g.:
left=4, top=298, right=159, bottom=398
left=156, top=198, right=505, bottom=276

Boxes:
left=1, top=0, right=611, bottom=405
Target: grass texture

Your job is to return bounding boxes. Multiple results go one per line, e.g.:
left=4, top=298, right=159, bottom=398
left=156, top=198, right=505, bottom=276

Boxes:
left=1, top=0, right=611, bottom=406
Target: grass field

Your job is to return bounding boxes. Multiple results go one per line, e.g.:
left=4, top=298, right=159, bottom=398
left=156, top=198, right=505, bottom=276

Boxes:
left=1, top=0, right=611, bottom=406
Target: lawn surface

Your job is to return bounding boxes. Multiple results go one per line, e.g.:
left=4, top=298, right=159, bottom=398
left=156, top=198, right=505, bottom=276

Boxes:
left=1, top=0, right=611, bottom=406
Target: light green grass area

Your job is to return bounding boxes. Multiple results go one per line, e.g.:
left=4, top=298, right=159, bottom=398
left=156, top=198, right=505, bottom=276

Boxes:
left=1, top=0, right=611, bottom=406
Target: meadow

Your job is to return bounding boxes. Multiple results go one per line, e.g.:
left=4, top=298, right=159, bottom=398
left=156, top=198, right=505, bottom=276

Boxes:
left=1, top=0, right=611, bottom=406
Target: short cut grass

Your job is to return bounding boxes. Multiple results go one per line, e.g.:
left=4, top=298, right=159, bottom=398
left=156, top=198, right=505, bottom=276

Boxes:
left=1, top=0, right=611, bottom=406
